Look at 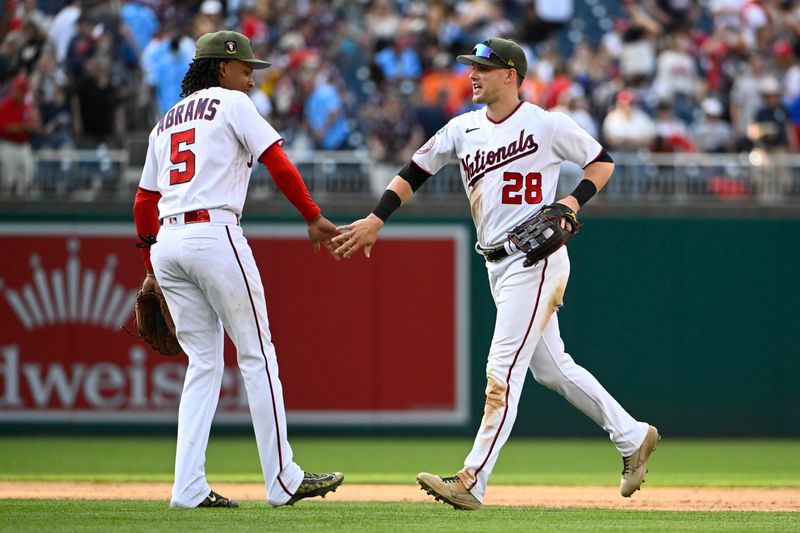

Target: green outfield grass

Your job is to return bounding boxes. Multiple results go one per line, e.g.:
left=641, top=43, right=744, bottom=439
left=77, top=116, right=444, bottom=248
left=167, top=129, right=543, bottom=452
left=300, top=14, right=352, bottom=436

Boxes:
left=0, top=436, right=798, bottom=487
left=1, top=437, right=798, bottom=532
left=1, top=501, right=798, bottom=532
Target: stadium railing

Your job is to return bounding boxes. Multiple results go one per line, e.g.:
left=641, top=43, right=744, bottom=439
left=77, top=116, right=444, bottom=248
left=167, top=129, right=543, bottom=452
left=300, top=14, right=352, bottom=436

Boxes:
left=5, top=149, right=800, bottom=208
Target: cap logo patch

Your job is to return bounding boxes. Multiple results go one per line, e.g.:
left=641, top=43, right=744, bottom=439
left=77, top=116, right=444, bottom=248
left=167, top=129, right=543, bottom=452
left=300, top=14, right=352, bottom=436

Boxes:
left=225, top=40, right=237, bottom=54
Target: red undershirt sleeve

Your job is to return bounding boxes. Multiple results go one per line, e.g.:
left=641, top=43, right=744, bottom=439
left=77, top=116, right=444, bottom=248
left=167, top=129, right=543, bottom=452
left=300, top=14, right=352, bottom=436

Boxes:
left=133, top=186, right=161, bottom=272
left=258, top=143, right=321, bottom=222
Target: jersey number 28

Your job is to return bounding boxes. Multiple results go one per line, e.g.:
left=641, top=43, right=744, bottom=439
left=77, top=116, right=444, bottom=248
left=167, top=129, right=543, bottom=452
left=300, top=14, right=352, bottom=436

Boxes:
left=170, top=129, right=196, bottom=185
left=501, top=171, right=542, bottom=204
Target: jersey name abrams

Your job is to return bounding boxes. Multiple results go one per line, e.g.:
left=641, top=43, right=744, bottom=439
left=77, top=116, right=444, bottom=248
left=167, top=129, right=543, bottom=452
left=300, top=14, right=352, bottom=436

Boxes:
left=461, top=129, right=539, bottom=187
left=156, top=98, right=221, bottom=136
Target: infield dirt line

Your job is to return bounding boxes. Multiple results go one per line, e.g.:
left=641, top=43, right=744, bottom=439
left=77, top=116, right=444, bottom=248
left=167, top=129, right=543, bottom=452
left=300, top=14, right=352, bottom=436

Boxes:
left=0, top=482, right=798, bottom=511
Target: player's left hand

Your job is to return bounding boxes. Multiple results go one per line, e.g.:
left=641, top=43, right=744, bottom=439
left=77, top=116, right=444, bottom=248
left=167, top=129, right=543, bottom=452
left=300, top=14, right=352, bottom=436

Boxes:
left=307, top=215, right=341, bottom=259
left=332, top=214, right=384, bottom=258
left=555, top=196, right=580, bottom=233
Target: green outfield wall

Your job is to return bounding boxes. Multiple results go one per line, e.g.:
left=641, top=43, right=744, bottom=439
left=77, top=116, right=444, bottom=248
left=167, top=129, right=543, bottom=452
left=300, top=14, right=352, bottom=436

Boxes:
left=2, top=213, right=798, bottom=437
left=470, top=216, right=800, bottom=438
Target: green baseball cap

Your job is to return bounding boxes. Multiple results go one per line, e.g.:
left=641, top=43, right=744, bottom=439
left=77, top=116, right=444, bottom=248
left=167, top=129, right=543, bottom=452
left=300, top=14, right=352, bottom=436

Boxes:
left=457, top=38, right=527, bottom=79
left=194, top=31, right=271, bottom=69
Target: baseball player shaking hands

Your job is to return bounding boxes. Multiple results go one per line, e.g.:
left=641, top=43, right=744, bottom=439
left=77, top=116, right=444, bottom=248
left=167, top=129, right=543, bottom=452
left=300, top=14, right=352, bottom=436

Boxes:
left=333, top=38, right=659, bottom=510
left=133, top=31, right=343, bottom=509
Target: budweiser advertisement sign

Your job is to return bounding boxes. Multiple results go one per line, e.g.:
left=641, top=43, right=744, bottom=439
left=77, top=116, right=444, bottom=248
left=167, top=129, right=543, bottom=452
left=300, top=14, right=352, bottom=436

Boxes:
left=0, top=224, right=469, bottom=426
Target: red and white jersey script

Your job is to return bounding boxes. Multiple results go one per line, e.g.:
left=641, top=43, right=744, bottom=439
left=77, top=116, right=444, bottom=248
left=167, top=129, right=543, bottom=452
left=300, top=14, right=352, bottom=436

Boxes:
left=139, top=86, right=281, bottom=218
left=412, top=101, right=601, bottom=247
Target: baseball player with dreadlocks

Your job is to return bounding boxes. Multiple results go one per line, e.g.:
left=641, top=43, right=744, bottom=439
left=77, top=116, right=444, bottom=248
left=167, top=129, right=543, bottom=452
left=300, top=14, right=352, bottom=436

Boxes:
left=133, top=31, right=344, bottom=508
left=333, top=38, right=659, bottom=511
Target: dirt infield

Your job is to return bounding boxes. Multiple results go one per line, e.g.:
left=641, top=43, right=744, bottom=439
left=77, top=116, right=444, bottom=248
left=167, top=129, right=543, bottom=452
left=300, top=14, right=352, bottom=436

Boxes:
left=1, top=482, right=798, bottom=511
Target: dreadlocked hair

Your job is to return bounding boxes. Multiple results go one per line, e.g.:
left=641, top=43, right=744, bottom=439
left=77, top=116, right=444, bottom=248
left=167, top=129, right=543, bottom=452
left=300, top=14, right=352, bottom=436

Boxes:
left=180, top=58, right=228, bottom=98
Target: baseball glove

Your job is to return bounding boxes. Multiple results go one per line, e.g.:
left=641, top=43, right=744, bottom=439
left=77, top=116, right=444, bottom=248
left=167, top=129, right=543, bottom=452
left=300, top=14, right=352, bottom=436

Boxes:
left=134, top=290, right=182, bottom=356
left=507, top=203, right=582, bottom=267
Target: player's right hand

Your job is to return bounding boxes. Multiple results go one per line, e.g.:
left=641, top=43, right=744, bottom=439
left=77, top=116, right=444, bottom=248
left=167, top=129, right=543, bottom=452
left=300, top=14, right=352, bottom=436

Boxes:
left=307, top=215, right=341, bottom=259
left=141, top=272, right=161, bottom=295
left=333, top=214, right=384, bottom=259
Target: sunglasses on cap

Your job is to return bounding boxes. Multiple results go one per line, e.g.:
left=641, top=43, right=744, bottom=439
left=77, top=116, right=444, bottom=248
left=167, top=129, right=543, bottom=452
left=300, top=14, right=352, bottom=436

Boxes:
left=471, top=43, right=512, bottom=68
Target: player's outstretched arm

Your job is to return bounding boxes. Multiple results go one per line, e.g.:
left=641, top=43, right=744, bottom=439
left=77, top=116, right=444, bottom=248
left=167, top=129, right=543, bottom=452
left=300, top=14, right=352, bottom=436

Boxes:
left=333, top=175, right=414, bottom=258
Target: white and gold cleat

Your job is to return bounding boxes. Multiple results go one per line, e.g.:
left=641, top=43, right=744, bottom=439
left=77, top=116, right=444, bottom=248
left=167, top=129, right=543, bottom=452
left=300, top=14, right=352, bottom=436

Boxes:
left=620, top=425, right=660, bottom=497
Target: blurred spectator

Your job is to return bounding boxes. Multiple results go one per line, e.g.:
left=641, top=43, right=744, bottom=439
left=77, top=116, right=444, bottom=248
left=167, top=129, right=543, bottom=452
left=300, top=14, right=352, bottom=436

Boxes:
left=739, top=0, right=774, bottom=51
left=747, top=77, right=797, bottom=151
left=646, top=0, right=695, bottom=33
left=29, top=47, right=73, bottom=149
left=48, top=0, right=80, bottom=64
left=413, top=95, right=448, bottom=142
left=239, top=5, right=268, bottom=44
left=693, top=97, right=734, bottom=153
left=530, top=0, right=574, bottom=43
left=302, top=0, right=337, bottom=52
left=708, top=0, right=743, bottom=30
left=729, top=54, right=770, bottom=148
left=420, top=51, right=470, bottom=118
left=147, top=34, right=193, bottom=116
left=618, top=0, right=661, bottom=86
left=120, top=0, right=159, bottom=57
left=332, top=20, right=368, bottom=103
left=303, top=57, right=350, bottom=150
left=65, top=13, right=98, bottom=80
left=362, top=90, right=424, bottom=193
left=520, top=67, right=547, bottom=107
left=364, top=0, right=402, bottom=50
left=545, top=63, right=572, bottom=110
left=17, top=17, right=48, bottom=74
left=0, top=30, right=25, bottom=84
left=0, top=73, right=40, bottom=195
left=194, top=0, right=223, bottom=37
left=568, top=41, right=605, bottom=96
left=653, top=32, right=698, bottom=123
left=564, top=93, right=598, bottom=139
left=600, top=18, right=629, bottom=62
left=373, top=35, right=422, bottom=81
left=653, top=100, right=694, bottom=152
left=11, top=0, right=50, bottom=34
left=773, top=40, right=800, bottom=105
left=602, top=89, right=656, bottom=151
left=455, top=0, right=512, bottom=43
left=748, top=76, right=797, bottom=198
left=71, top=55, right=124, bottom=148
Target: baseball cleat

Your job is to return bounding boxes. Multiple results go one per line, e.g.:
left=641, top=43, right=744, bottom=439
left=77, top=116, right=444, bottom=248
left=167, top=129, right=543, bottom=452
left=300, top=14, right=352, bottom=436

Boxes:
left=417, top=472, right=481, bottom=511
left=196, top=490, right=239, bottom=508
left=620, top=425, right=660, bottom=497
left=283, top=471, right=344, bottom=505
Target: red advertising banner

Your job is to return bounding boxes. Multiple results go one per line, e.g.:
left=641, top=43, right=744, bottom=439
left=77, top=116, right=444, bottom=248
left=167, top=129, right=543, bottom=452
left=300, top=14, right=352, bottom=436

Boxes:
left=0, top=224, right=469, bottom=426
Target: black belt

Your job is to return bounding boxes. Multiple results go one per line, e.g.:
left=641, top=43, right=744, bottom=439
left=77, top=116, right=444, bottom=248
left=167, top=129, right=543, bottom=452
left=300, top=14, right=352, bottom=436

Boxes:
left=479, top=244, right=512, bottom=262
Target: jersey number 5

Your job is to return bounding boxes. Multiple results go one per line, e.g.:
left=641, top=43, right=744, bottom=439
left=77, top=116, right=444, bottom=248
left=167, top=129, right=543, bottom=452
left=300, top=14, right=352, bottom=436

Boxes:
left=170, top=129, right=196, bottom=185
left=501, top=171, right=542, bottom=204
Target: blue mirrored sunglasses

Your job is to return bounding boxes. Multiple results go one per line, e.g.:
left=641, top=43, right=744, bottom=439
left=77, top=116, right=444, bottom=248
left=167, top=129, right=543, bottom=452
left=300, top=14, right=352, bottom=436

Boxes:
left=471, top=43, right=511, bottom=68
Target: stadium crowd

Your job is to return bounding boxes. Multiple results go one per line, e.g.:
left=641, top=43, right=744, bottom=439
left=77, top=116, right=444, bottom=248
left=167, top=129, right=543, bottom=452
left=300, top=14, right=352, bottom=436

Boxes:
left=0, top=0, right=799, bottom=196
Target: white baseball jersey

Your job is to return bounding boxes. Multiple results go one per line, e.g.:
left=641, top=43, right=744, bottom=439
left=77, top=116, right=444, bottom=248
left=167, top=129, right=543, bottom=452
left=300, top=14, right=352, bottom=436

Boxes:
left=412, top=101, right=602, bottom=247
left=139, top=86, right=281, bottom=218
left=417, top=105, right=649, bottom=504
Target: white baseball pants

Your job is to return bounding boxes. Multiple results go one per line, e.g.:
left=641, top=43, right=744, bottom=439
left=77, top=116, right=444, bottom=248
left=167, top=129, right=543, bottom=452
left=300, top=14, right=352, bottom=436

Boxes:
left=458, top=246, right=649, bottom=502
left=151, top=215, right=303, bottom=507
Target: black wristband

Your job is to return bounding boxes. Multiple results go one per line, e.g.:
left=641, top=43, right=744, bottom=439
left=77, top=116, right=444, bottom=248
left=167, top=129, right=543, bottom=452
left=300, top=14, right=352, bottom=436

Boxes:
left=372, top=189, right=402, bottom=222
left=570, top=179, right=597, bottom=207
